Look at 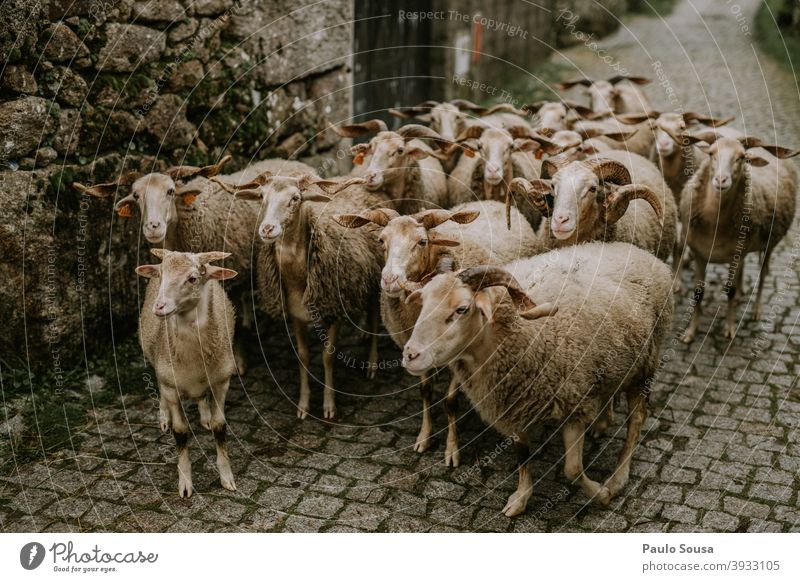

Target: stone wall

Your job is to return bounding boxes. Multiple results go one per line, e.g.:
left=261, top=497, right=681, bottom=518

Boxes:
left=0, top=0, right=353, bottom=370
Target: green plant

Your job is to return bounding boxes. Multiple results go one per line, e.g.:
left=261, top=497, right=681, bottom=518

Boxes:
left=755, top=0, right=800, bottom=69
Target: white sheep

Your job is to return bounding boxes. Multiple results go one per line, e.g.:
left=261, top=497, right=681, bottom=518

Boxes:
left=330, top=120, right=451, bottom=213
left=333, top=200, right=541, bottom=465
left=221, top=171, right=386, bottom=420
left=556, top=75, right=653, bottom=115
left=401, top=241, right=674, bottom=516
left=677, top=133, right=798, bottom=342
left=136, top=249, right=239, bottom=498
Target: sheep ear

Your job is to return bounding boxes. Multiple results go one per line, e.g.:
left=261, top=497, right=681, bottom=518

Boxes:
left=234, top=189, right=264, bottom=201
left=746, top=154, right=769, bottom=167
left=405, top=146, right=430, bottom=160
left=166, top=155, right=231, bottom=181
left=180, top=189, right=202, bottom=206
left=513, top=138, right=539, bottom=153
left=135, top=265, right=160, bottom=278
left=474, top=290, right=498, bottom=323
left=404, top=289, right=422, bottom=305
left=206, top=265, right=238, bottom=280
left=73, top=181, right=121, bottom=198
left=519, top=302, right=558, bottom=320
left=449, top=210, right=480, bottom=224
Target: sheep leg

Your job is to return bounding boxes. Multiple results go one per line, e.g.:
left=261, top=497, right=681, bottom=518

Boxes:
left=503, top=437, right=534, bottom=517
left=602, top=390, right=647, bottom=499
left=414, top=374, right=433, bottom=453
left=322, top=322, right=339, bottom=420
left=163, top=387, right=192, bottom=498
left=233, top=337, right=247, bottom=376
left=673, top=225, right=689, bottom=293
left=590, top=398, right=614, bottom=439
left=366, top=301, right=379, bottom=380
left=158, top=393, right=171, bottom=433
left=723, top=260, right=745, bottom=339
left=210, top=380, right=236, bottom=492
left=198, top=395, right=212, bottom=430
left=292, top=318, right=312, bottom=419
left=752, top=247, right=773, bottom=321
left=444, top=374, right=460, bottom=467
left=562, top=421, right=610, bottom=506
left=681, top=256, right=707, bottom=343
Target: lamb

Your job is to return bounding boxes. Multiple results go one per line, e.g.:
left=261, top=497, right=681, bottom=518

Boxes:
left=333, top=200, right=541, bottom=466
left=135, top=249, right=239, bottom=498
left=507, top=151, right=678, bottom=266
left=556, top=75, right=653, bottom=115
left=329, top=120, right=452, bottom=214
left=401, top=241, right=674, bottom=516
left=446, top=125, right=563, bottom=228
left=220, top=171, right=385, bottom=419
left=677, top=133, right=798, bottom=343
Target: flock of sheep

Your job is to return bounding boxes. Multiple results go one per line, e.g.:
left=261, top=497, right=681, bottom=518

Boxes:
left=74, top=74, right=798, bottom=518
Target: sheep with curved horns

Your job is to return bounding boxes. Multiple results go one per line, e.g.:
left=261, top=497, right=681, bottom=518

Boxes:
left=218, top=170, right=386, bottom=419
left=136, top=249, right=239, bottom=498
left=506, top=152, right=678, bottom=264
left=556, top=75, right=653, bottom=115
left=333, top=200, right=541, bottom=465
left=329, top=120, right=452, bottom=214
left=401, top=242, right=674, bottom=516
left=447, top=124, right=564, bottom=229
left=677, top=133, right=798, bottom=343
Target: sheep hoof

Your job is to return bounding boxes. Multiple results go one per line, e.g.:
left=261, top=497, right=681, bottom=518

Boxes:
left=220, top=476, right=237, bottom=492
left=297, top=407, right=309, bottom=420
left=502, top=491, right=530, bottom=518
left=323, top=404, right=337, bottom=420
left=681, top=331, right=695, bottom=344
left=723, top=324, right=737, bottom=340
left=593, top=486, right=612, bottom=507
left=178, top=478, right=193, bottom=499
left=751, top=308, right=761, bottom=322
left=444, top=445, right=460, bottom=467
left=366, top=367, right=376, bottom=380
left=159, top=414, right=171, bottom=433
left=414, top=434, right=431, bottom=453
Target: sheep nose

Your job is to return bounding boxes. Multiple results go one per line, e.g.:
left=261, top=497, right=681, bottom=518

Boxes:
left=713, top=175, right=731, bottom=190
left=261, top=224, right=274, bottom=237
left=147, top=220, right=161, bottom=230
left=553, top=213, right=570, bottom=226
left=405, top=348, right=420, bottom=361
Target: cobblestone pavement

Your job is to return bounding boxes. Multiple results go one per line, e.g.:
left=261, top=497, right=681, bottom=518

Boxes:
left=2, top=0, right=799, bottom=532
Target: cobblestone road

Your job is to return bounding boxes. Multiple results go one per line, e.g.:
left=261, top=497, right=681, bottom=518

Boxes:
left=2, top=0, right=799, bottom=532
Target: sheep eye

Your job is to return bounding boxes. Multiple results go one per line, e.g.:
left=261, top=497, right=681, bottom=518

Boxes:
left=187, top=276, right=198, bottom=284
left=167, top=188, right=175, bottom=196
left=418, top=239, right=428, bottom=247
left=455, top=305, right=469, bottom=314
left=292, top=194, right=301, bottom=202
left=396, top=148, right=405, bottom=156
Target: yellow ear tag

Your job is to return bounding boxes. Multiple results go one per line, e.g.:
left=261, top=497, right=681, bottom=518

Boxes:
left=464, top=149, right=475, bottom=158
left=535, top=149, right=545, bottom=160
left=117, top=203, right=133, bottom=217
left=353, top=152, right=365, bottom=165
left=182, top=192, right=198, bottom=205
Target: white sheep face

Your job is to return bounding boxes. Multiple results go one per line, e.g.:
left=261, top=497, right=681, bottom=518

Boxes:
left=254, top=177, right=304, bottom=241
left=130, top=173, right=179, bottom=244
left=430, top=103, right=467, bottom=142
left=361, top=132, right=428, bottom=190
left=654, top=113, right=686, bottom=156
left=476, top=127, right=514, bottom=186
left=403, top=273, right=485, bottom=375
left=537, top=102, right=569, bottom=131
left=549, top=164, right=604, bottom=240
left=587, top=81, right=616, bottom=114
left=378, top=217, right=435, bottom=296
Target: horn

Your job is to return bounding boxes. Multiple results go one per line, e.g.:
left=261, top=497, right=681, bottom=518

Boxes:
left=602, top=184, right=663, bottom=226
left=449, top=99, right=487, bottom=113
left=197, top=251, right=232, bottom=264
left=329, top=119, right=388, bottom=138
left=541, top=157, right=570, bottom=179
left=396, top=124, right=452, bottom=148
left=683, top=113, right=735, bottom=127
left=607, top=75, right=651, bottom=86
left=555, top=78, right=594, bottom=90
left=457, top=266, right=558, bottom=320
left=166, top=155, right=232, bottom=182
left=507, top=178, right=552, bottom=228
left=583, top=158, right=632, bottom=185
left=333, top=208, right=399, bottom=228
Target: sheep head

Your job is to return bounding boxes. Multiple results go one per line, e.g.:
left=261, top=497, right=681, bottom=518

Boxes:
left=333, top=207, right=479, bottom=296
left=135, top=249, right=236, bottom=318
left=216, top=171, right=360, bottom=242
left=556, top=76, right=651, bottom=114
left=73, top=156, right=231, bottom=244
left=401, top=267, right=557, bottom=375
left=690, top=133, right=800, bottom=194
left=523, top=100, right=595, bottom=131
left=529, top=158, right=663, bottom=241
left=330, top=120, right=451, bottom=190
left=389, top=100, right=486, bottom=142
